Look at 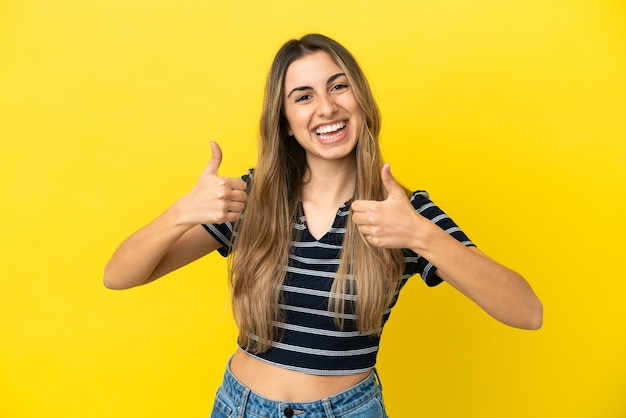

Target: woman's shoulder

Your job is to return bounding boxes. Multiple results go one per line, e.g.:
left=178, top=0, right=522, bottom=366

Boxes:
left=408, top=189, right=431, bottom=205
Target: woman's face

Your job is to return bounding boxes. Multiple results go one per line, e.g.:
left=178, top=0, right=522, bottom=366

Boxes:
left=283, top=51, right=363, bottom=166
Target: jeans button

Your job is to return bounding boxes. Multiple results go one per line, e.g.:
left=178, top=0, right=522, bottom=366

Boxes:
left=283, top=407, right=294, bottom=417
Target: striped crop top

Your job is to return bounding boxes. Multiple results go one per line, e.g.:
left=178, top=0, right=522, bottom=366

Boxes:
left=203, top=172, right=474, bottom=376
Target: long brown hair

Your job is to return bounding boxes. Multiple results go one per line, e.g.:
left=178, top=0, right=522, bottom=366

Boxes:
left=229, top=34, right=405, bottom=352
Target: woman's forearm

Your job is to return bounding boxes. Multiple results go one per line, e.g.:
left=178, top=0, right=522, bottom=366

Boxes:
left=103, top=202, right=196, bottom=289
left=412, top=222, right=543, bottom=329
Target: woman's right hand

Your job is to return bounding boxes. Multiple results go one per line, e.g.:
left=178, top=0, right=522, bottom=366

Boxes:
left=174, top=141, right=248, bottom=226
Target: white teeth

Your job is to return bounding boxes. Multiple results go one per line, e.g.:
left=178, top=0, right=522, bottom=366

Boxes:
left=315, top=121, right=346, bottom=135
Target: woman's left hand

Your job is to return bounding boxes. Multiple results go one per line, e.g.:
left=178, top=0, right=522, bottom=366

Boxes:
left=351, top=163, right=422, bottom=249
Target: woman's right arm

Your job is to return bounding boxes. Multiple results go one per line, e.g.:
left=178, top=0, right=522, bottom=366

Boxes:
left=103, top=142, right=247, bottom=290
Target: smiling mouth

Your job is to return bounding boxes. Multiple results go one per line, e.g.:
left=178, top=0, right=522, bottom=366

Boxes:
left=314, top=120, right=347, bottom=140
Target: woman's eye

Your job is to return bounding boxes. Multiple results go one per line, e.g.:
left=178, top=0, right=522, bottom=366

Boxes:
left=295, top=94, right=312, bottom=103
left=331, top=83, right=348, bottom=92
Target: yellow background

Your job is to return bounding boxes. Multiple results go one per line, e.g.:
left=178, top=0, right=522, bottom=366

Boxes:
left=1, top=0, right=625, bottom=417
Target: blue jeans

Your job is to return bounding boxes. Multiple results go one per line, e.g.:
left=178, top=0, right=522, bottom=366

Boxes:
left=210, top=362, right=388, bottom=418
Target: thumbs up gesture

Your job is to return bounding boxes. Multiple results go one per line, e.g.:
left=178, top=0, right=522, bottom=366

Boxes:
left=177, top=142, right=248, bottom=226
left=351, top=163, right=421, bottom=249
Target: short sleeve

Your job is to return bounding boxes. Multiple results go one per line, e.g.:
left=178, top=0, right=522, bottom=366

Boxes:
left=202, top=222, right=235, bottom=257
left=201, top=169, right=253, bottom=257
left=406, top=190, right=476, bottom=287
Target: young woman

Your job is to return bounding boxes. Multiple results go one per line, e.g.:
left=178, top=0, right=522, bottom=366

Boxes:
left=104, top=34, right=542, bottom=418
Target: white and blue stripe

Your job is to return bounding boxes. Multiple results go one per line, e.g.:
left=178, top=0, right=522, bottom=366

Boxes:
left=203, top=184, right=475, bottom=376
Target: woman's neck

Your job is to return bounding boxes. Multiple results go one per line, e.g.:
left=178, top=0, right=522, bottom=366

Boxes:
left=301, top=157, right=356, bottom=207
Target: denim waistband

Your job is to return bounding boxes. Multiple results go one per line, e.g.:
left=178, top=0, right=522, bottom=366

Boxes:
left=219, top=359, right=382, bottom=417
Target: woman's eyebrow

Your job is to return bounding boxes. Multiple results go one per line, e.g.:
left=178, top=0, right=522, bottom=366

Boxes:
left=286, top=73, right=347, bottom=98
left=327, top=72, right=346, bottom=84
left=286, top=85, right=312, bottom=98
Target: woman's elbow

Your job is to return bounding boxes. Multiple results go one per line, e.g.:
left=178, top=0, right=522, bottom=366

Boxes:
left=102, top=264, right=134, bottom=290
left=102, top=272, right=125, bottom=290
left=516, top=297, right=543, bottom=330
left=527, top=298, right=544, bottom=330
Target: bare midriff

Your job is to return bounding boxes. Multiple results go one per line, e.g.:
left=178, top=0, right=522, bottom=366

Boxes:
left=230, top=349, right=371, bottom=402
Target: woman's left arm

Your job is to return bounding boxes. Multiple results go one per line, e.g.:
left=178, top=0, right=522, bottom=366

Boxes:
left=413, top=226, right=542, bottom=330
left=352, top=164, right=543, bottom=330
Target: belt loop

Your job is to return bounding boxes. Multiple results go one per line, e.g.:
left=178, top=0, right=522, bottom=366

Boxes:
left=237, top=387, right=251, bottom=418
left=321, top=397, right=335, bottom=418
left=372, top=368, right=383, bottom=392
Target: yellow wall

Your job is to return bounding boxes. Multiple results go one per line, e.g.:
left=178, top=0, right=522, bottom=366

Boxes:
left=1, top=1, right=625, bottom=416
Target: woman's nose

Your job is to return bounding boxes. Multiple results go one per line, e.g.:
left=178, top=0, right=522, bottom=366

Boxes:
left=317, top=93, right=337, bottom=118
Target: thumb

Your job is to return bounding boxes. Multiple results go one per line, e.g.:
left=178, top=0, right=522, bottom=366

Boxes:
left=381, top=163, right=403, bottom=198
left=205, top=141, right=223, bottom=175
